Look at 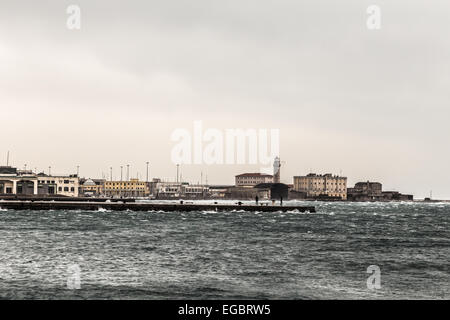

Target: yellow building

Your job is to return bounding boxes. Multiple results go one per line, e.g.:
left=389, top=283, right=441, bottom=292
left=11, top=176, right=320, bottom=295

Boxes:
left=293, top=173, right=347, bottom=200
left=104, top=179, right=150, bottom=197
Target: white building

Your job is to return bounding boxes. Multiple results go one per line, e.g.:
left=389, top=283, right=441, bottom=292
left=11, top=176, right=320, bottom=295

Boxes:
left=183, top=185, right=209, bottom=197
left=0, top=166, right=79, bottom=197
left=38, top=175, right=79, bottom=197
left=151, top=180, right=210, bottom=198
left=154, top=181, right=183, bottom=197
left=0, top=167, right=38, bottom=195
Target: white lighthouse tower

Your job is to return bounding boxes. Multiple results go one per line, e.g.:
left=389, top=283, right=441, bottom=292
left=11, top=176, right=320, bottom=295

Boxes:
left=273, top=157, right=281, bottom=183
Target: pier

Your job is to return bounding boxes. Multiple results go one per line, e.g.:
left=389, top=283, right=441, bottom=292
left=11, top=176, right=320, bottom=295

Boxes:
left=0, top=200, right=315, bottom=213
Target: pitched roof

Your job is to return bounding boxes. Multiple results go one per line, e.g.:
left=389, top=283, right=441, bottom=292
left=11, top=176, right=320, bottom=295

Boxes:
left=235, top=173, right=273, bottom=177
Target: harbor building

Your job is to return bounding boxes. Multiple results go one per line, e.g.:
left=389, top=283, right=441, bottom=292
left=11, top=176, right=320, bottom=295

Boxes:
left=0, top=167, right=38, bottom=195
left=347, top=181, right=413, bottom=201
left=347, top=181, right=382, bottom=200
left=80, top=178, right=105, bottom=197
left=151, top=179, right=210, bottom=199
left=104, top=179, right=150, bottom=197
left=152, top=180, right=183, bottom=198
left=0, top=166, right=79, bottom=197
left=293, top=173, right=347, bottom=200
left=183, top=185, right=209, bottom=198
left=235, top=173, right=273, bottom=187
left=38, top=174, right=79, bottom=197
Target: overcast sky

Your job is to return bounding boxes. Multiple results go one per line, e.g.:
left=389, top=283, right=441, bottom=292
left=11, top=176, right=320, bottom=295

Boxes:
left=1, top=0, right=449, bottom=198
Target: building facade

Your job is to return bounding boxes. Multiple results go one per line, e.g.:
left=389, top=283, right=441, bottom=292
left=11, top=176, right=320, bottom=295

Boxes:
left=347, top=181, right=382, bottom=201
left=151, top=180, right=210, bottom=199
left=38, top=175, right=79, bottom=197
left=104, top=179, right=150, bottom=197
left=0, top=167, right=37, bottom=195
left=293, top=173, right=347, bottom=200
left=80, top=178, right=105, bottom=197
left=0, top=166, right=79, bottom=197
left=183, top=185, right=209, bottom=198
left=235, top=173, right=273, bottom=187
left=347, top=181, right=413, bottom=201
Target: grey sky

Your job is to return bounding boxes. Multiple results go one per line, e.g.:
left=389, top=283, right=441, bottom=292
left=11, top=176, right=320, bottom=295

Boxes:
left=1, top=1, right=449, bottom=198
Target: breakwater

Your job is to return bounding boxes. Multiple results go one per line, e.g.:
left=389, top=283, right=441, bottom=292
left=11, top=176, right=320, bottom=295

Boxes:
left=0, top=200, right=315, bottom=213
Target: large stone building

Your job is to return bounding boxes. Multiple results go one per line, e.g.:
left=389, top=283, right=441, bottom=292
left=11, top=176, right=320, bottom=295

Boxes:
left=104, top=179, right=150, bottom=197
left=0, top=166, right=79, bottom=197
left=347, top=181, right=413, bottom=201
left=347, top=181, right=382, bottom=201
left=235, top=173, right=273, bottom=187
left=0, top=167, right=37, bottom=195
left=37, top=174, right=80, bottom=197
left=293, top=173, right=347, bottom=200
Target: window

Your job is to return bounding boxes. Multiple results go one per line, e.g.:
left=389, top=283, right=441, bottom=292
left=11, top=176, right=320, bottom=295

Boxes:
left=64, top=187, right=69, bottom=192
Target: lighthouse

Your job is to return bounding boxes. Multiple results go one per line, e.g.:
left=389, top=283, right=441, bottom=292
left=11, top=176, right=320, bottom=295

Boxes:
left=273, top=157, right=281, bottom=183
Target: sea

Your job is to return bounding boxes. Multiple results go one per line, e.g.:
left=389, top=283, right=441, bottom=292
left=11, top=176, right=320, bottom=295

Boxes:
left=0, top=200, right=448, bottom=299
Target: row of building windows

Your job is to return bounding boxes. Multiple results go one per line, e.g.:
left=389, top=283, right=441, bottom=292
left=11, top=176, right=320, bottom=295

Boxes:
left=299, top=182, right=346, bottom=185
left=106, top=183, right=146, bottom=186
left=39, top=180, right=76, bottom=185
left=106, top=187, right=146, bottom=190
left=58, top=187, right=75, bottom=192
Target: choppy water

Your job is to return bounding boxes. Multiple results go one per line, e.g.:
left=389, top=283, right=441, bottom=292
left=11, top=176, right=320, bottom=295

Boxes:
left=0, top=201, right=448, bottom=299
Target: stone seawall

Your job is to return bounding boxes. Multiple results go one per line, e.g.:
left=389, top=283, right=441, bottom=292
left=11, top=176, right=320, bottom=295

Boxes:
left=0, top=200, right=316, bottom=213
